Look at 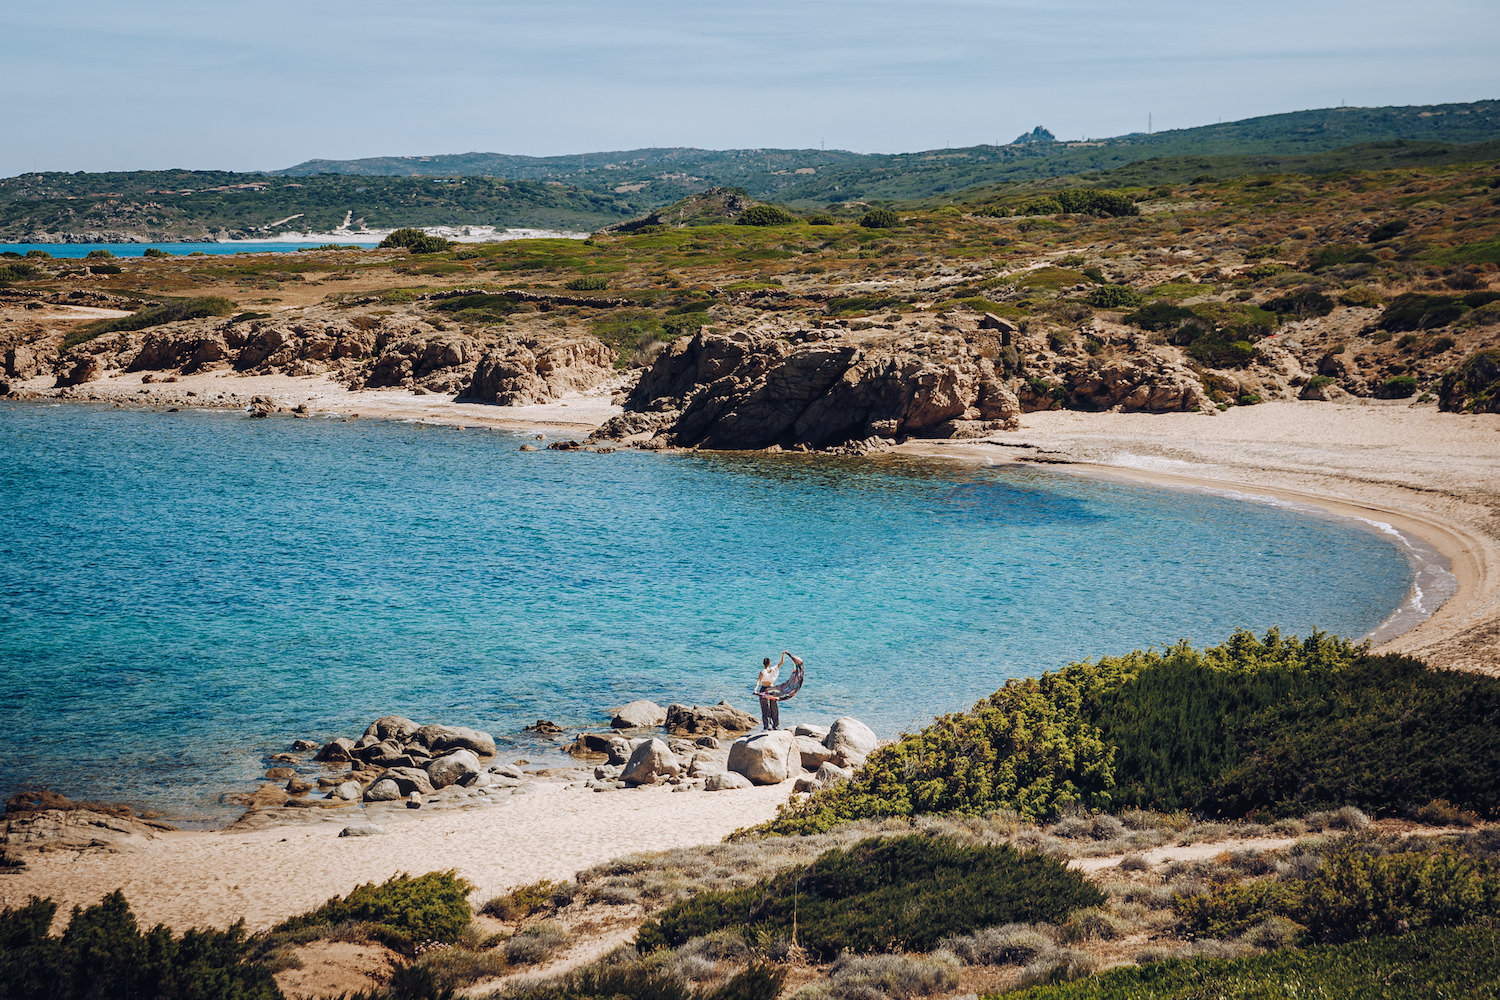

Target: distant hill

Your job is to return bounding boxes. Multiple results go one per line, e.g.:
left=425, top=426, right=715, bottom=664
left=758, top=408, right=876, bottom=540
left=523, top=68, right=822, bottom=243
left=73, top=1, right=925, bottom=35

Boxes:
left=2, top=100, right=1497, bottom=241
left=277, top=101, right=1500, bottom=206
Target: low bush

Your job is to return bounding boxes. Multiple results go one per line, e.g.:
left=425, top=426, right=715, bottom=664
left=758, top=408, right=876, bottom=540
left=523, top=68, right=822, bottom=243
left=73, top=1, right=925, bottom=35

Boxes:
left=380, top=228, right=451, bottom=254
left=736, top=205, right=799, bottom=227
left=0, top=262, right=38, bottom=282
left=1375, top=374, right=1419, bottom=398
left=504, top=921, right=570, bottom=965
left=637, top=836, right=1103, bottom=960
left=1000, top=924, right=1500, bottom=999
left=1380, top=293, right=1466, bottom=331
left=939, top=923, right=1055, bottom=966
left=1263, top=289, right=1335, bottom=319
left=142, top=247, right=170, bottom=258
left=1304, top=244, right=1377, bottom=271
left=506, top=962, right=786, bottom=1000
left=1186, top=335, right=1257, bottom=367
left=483, top=879, right=567, bottom=920
left=272, top=871, right=473, bottom=953
left=1176, top=837, right=1500, bottom=944
left=85, top=249, right=116, bottom=259
left=1123, top=301, right=1197, bottom=331
left=810, top=952, right=960, bottom=1000
left=1368, top=219, right=1410, bottom=242
left=1084, top=285, right=1143, bottom=308
left=62, top=296, right=237, bottom=350
left=859, top=209, right=901, bottom=229
left=564, top=275, right=610, bottom=290
left=0, top=891, right=280, bottom=999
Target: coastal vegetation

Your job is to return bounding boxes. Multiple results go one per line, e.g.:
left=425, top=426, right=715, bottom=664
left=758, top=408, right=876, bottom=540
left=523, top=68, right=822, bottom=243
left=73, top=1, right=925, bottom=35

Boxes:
left=637, top=836, right=1104, bottom=959
left=61, top=295, right=237, bottom=350
left=760, top=631, right=1500, bottom=835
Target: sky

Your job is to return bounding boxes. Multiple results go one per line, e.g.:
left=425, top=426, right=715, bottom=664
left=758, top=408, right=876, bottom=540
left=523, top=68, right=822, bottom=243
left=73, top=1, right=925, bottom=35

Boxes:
left=2, top=0, right=1497, bottom=177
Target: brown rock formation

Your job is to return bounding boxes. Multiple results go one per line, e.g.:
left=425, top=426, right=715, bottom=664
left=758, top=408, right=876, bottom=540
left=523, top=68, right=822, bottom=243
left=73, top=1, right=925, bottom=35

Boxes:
left=596, top=330, right=1020, bottom=450
left=460, top=337, right=617, bottom=405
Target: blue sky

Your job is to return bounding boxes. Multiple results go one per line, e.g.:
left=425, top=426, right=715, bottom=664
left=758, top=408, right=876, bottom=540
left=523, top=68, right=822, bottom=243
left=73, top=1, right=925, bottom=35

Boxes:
left=3, top=0, right=1496, bottom=176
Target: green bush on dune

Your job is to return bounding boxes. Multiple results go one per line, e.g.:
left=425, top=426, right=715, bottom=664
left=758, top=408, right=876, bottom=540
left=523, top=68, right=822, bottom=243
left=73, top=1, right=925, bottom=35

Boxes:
left=62, top=296, right=238, bottom=350
left=271, top=870, right=473, bottom=953
left=637, top=835, right=1103, bottom=960
left=1000, top=924, right=1500, bottom=1000
left=0, top=891, right=280, bottom=1000
left=762, top=631, right=1500, bottom=835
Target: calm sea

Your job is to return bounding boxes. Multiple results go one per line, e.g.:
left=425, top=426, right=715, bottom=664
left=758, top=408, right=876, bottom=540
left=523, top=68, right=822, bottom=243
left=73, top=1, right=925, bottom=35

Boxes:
left=0, top=402, right=1414, bottom=822
left=0, top=242, right=376, bottom=259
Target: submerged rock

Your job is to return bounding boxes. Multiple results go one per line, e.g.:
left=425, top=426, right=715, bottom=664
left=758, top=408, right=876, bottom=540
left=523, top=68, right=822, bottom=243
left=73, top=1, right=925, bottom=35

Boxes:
left=611, top=699, right=667, bottom=729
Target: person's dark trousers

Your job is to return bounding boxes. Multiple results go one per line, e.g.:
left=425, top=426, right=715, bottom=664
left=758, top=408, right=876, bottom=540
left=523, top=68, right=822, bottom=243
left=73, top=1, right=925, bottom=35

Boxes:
left=760, top=696, right=779, bottom=730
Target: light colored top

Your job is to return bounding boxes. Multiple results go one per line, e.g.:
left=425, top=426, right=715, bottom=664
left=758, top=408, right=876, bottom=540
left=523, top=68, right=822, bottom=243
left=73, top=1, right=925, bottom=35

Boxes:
left=757, top=664, right=779, bottom=689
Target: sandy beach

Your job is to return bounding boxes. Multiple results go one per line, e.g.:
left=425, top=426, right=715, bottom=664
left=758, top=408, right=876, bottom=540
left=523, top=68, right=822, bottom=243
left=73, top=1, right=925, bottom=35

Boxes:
left=5, top=380, right=1498, bottom=935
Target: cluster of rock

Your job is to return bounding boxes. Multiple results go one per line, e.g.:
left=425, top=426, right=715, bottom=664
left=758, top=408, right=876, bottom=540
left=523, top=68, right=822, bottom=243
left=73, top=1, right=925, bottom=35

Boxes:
left=592, top=329, right=1022, bottom=451
left=311, top=715, right=513, bottom=808
left=568, top=698, right=879, bottom=795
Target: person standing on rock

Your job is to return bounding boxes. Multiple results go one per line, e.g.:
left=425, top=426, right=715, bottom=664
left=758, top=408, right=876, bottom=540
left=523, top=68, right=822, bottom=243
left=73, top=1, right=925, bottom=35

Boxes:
left=756, top=653, right=785, bottom=730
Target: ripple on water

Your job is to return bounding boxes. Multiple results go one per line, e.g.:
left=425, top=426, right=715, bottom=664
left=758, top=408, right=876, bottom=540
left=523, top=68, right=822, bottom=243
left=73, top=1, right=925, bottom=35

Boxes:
left=0, top=402, right=1414, bottom=821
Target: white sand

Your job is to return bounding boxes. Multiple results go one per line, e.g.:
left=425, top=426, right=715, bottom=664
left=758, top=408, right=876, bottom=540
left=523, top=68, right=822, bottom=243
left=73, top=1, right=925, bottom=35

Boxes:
left=2, top=782, right=792, bottom=932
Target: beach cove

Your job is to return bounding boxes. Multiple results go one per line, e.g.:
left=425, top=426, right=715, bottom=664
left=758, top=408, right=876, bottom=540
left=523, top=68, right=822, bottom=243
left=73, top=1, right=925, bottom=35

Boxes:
left=1, top=384, right=1497, bottom=936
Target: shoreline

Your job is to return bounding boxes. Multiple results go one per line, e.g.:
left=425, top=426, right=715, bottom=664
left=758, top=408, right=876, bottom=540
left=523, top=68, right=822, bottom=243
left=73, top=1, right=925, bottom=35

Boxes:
left=4, top=386, right=1498, bottom=934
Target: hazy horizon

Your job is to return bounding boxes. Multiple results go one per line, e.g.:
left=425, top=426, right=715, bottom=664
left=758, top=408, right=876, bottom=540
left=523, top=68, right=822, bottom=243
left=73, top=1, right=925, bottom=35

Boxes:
left=3, top=0, right=1498, bottom=178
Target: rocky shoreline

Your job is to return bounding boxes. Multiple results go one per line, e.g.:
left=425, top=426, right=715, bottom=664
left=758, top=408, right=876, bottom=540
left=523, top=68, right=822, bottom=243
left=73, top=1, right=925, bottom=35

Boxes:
left=0, top=702, right=878, bottom=858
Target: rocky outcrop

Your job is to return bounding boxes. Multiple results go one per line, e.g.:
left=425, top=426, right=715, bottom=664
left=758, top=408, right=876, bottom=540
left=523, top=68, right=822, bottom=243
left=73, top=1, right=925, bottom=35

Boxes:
left=704, top=770, right=752, bottom=791
left=54, top=355, right=100, bottom=387
left=594, top=330, right=1020, bottom=451
left=727, top=730, right=797, bottom=785
left=1058, top=357, right=1213, bottom=413
left=365, top=333, right=478, bottom=392
left=664, top=701, right=758, bottom=738
left=460, top=337, right=616, bottom=405
left=426, top=749, right=482, bottom=789
left=611, top=700, right=667, bottom=729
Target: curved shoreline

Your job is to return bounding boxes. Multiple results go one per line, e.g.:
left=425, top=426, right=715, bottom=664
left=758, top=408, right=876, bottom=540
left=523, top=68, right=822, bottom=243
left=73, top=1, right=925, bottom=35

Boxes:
left=896, top=401, right=1500, bottom=674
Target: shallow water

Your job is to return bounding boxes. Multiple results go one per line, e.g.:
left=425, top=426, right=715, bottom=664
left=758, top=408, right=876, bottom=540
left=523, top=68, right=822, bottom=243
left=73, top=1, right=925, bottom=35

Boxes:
left=0, top=402, right=1413, bottom=821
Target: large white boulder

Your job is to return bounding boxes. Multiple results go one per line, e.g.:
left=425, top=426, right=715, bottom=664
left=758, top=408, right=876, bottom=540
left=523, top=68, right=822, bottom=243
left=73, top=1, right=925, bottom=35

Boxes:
left=412, top=724, right=497, bottom=757
left=426, top=748, right=482, bottom=789
left=727, top=730, right=797, bottom=785
left=621, top=738, right=682, bottom=786
left=611, top=700, right=667, bottom=729
left=796, top=735, right=835, bottom=771
left=825, top=717, right=878, bottom=764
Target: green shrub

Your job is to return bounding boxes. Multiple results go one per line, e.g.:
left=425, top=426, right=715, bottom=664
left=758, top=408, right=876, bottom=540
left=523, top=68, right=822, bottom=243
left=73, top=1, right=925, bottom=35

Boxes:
left=1368, top=219, right=1410, bottom=242
left=63, top=296, right=238, bottom=350
left=0, top=891, right=280, bottom=999
left=1084, top=285, right=1143, bottom=309
left=1375, top=374, right=1419, bottom=399
left=735, top=205, right=799, bottom=227
left=1124, top=302, right=1197, bottom=331
left=85, top=249, right=116, bottom=259
left=380, top=228, right=451, bottom=254
left=1176, top=838, right=1500, bottom=944
left=272, top=871, right=473, bottom=952
left=762, top=631, right=1500, bottom=834
left=24, top=249, right=51, bottom=259
left=1055, top=190, right=1139, bottom=217
left=1379, top=293, right=1466, bottom=331
left=89, top=263, right=123, bottom=275
left=1304, top=244, right=1377, bottom=271
left=1244, top=244, right=1282, bottom=261
left=0, top=262, right=38, bottom=282
left=859, top=209, right=901, bottom=229
left=806, top=213, right=836, bottom=226
left=506, top=962, right=785, bottom=1000
left=1000, top=924, right=1500, bottom=999
left=564, top=275, right=610, bottom=290
left=142, top=247, right=170, bottom=258
left=1246, top=262, right=1287, bottom=279
left=1186, top=335, right=1257, bottom=367
left=482, top=879, right=567, bottom=920
left=638, top=836, right=1103, bottom=960
left=1263, top=290, right=1335, bottom=320
left=1338, top=286, right=1383, bottom=308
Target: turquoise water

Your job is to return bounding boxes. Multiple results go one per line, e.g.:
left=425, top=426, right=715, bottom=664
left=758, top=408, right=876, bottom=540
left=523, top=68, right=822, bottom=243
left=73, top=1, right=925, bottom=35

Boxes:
left=0, top=242, right=376, bottom=259
left=0, top=402, right=1413, bottom=822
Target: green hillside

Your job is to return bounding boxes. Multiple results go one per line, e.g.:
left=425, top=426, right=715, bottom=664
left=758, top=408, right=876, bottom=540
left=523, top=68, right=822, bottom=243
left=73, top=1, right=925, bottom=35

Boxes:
left=2, top=100, right=1497, bottom=241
